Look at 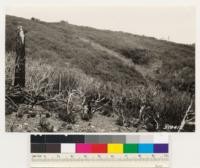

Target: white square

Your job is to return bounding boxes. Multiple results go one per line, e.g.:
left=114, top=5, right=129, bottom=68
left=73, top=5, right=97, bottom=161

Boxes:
left=153, top=135, right=169, bottom=144
left=61, top=143, right=76, bottom=153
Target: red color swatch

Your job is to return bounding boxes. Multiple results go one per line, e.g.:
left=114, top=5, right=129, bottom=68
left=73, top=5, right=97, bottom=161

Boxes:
left=92, top=144, right=107, bottom=153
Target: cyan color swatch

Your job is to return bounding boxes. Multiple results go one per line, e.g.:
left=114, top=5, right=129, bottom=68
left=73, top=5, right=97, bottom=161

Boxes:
left=138, top=144, right=154, bottom=153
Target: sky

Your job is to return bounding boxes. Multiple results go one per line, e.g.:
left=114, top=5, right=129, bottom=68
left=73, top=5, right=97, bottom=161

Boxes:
left=6, top=6, right=195, bottom=44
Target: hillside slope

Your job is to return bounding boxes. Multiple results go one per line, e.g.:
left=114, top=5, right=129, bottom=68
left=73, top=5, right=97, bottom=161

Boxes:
left=5, top=15, right=195, bottom=132
left=6, top=15, right=145, bottom=87
left=6, top=15, right=195, bottom=90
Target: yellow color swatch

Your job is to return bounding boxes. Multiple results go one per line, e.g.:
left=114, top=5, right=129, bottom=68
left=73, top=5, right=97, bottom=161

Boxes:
left=107, top=144, right=123, bottom=153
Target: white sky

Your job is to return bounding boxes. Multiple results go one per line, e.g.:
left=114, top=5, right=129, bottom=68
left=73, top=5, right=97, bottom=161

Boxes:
left=6, top=6, right=195, bottom=44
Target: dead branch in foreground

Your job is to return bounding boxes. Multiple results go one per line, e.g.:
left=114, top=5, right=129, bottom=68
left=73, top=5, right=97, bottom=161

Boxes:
left=178, top=99, right=194, bottom=132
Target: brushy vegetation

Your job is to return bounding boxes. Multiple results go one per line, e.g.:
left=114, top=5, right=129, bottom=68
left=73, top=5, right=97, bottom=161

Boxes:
left=6, top=52, right=194, bottom=132
left=118, top=48, right=150, bottom=64
left=5, top=15, right=195, bottom=132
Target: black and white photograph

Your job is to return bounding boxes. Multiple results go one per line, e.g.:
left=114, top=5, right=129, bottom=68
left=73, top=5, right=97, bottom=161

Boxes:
left=5, top=6, right=195, bottom=132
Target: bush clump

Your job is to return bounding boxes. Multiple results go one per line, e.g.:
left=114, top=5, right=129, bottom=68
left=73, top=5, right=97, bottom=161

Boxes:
left=119, top=48, right=150, bottom=64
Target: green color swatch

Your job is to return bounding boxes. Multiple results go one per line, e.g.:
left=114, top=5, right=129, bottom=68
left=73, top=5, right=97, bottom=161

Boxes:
left=123, top=144, right=138, bottom=153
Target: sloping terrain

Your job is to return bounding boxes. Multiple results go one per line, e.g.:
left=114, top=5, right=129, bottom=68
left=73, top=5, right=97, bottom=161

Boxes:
left=6, top=15, right=195, bottom=89
left=6, top=15, right=145, bottom=87
left=5, top=15, right=195, bottom=132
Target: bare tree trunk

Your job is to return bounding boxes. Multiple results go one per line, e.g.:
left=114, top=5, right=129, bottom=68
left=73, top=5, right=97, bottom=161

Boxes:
left=14, top=25, right=25, bottom=88
left=136, top=105, right=145, bottom=132
left=178, top=99, right=193, bottom=132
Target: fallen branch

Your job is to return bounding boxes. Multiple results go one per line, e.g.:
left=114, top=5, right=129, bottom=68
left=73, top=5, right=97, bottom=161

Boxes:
left=6, top=95, right=19, bottom=109
left=178, top=99, right=194, bottom=132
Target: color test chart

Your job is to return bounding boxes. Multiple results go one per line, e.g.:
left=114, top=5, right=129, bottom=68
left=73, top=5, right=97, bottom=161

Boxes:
left=31, top=135, right=169, bottom=168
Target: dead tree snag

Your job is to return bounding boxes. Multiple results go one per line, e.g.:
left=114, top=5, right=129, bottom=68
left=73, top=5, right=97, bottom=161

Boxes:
left=14, top=25, right=25, bottom=87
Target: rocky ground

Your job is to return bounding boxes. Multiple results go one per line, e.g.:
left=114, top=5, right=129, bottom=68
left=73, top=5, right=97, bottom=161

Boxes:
left=6, top=104, right=146, bottom=132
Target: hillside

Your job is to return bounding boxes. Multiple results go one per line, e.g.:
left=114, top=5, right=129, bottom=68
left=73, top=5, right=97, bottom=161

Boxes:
left=5, top=15, right=195, bottom=132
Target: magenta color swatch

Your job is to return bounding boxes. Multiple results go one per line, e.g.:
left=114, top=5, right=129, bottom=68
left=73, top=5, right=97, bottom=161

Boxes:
left=76, top=144, right=92, bottom=153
